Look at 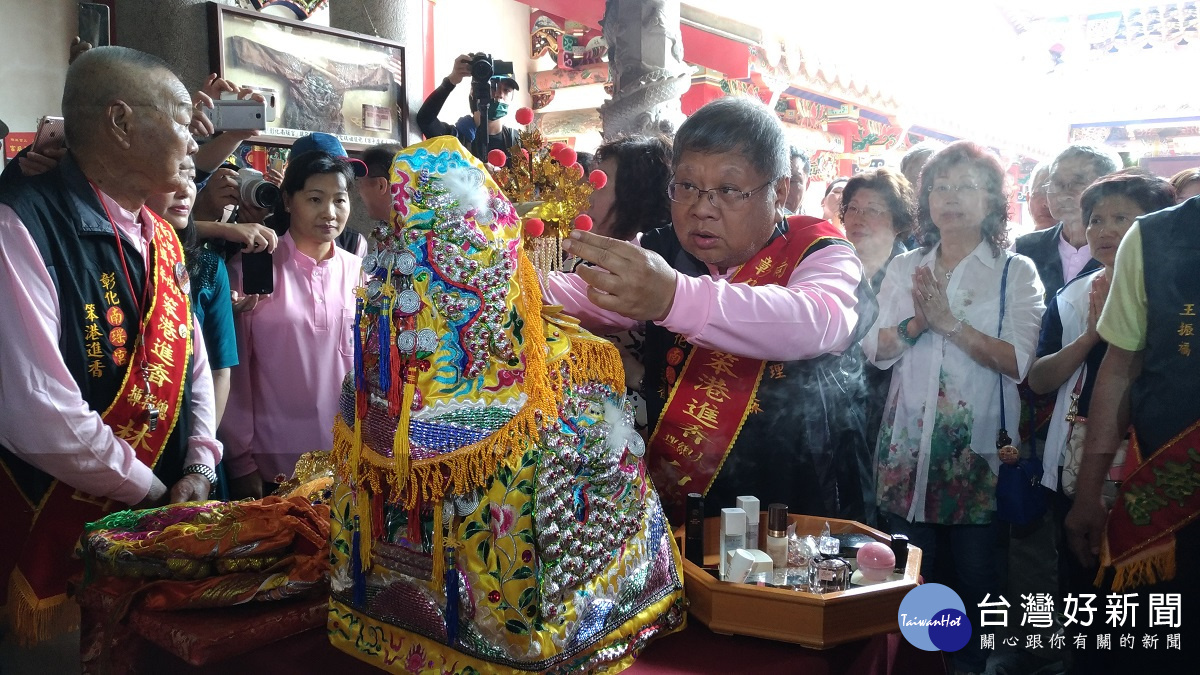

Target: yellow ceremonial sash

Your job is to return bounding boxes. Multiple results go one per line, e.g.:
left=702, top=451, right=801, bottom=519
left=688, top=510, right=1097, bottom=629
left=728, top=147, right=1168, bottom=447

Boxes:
left=647, top=216, right=846, bottom=521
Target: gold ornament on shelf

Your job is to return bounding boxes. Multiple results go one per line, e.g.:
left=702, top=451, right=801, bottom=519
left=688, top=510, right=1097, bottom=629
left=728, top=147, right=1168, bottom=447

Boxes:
left=484, top=107, right=607, bottom=277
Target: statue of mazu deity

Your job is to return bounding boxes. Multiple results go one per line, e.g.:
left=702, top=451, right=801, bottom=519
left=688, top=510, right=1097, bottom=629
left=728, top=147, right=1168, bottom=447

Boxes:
left=327, top=137, right=686, bottom=674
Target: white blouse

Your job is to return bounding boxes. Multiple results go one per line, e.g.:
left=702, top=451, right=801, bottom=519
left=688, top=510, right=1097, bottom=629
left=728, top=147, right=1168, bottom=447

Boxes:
left=863, top=241, right=1045, bottom=523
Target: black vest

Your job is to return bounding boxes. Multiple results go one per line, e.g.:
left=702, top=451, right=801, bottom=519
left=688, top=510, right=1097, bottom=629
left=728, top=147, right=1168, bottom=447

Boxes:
left=0, top=154, right=191, bottom=504
left=640, top=224, right=877, bottom=521
left=1132, top=198, right=1200, bottom=452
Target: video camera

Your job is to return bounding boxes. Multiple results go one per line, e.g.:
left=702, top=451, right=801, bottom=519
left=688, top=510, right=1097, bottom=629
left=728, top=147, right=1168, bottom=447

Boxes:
left=467, top=53, right=515, bottom=161
left=470, top=52, right=515, bottom=90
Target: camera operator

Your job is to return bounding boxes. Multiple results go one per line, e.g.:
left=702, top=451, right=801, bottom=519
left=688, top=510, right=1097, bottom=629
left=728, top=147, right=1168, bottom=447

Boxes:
left=416, top=53, right=520, bottom=155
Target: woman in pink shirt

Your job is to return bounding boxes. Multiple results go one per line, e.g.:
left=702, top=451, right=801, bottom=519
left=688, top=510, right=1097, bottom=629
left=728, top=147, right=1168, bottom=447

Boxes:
left=222, top=151, right=362, bottom=498
left=543, top=97, right=872, bottom=523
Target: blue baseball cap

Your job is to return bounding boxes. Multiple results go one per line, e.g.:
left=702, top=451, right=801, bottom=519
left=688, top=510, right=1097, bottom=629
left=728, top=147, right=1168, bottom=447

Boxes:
left=491, top=75, right=519, bottom=92
left=288, top=132, right=368, bottom=177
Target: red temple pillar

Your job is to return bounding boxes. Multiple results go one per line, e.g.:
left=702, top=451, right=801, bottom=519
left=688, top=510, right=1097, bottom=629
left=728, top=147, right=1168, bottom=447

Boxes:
left=825, top=117, right=860, bottom=179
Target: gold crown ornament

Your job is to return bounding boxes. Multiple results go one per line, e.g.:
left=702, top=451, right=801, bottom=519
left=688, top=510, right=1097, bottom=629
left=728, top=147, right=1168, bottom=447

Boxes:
left=484, top=106, right=608, bottom=276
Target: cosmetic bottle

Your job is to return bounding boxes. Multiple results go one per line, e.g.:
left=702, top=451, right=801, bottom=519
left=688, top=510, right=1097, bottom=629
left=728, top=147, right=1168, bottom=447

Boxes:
left=719, top=508, right=746, bottom=581
left=765, top=503, right=789, bottom=583
left=890, top=533, right=910, bottom=572
left=736, top=496, right=760, bottom=548
left=726, top=548, right=755, bottom=583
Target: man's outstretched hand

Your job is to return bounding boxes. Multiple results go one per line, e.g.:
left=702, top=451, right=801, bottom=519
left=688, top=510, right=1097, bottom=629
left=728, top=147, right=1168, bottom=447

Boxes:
left=562, top=230, right=677, bottom=322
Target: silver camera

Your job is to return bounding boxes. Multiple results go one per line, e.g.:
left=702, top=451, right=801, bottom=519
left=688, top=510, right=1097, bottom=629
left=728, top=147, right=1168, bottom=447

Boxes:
left=238, top=168, right=280, bottom=210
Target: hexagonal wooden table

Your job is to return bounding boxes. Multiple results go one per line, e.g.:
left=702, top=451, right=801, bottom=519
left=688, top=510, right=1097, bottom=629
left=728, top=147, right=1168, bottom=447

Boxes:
left=678, top=513, right=923, bottom=649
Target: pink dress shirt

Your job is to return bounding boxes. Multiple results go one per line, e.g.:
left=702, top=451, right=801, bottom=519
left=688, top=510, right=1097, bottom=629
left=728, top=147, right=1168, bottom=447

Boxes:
left=0, top=195, right=222, bottom=506
left=543, top=243, right=863, bottom=362
left=222, top=232, right=359, bottom=482
left=1057, top=232, right=1092, bottom=284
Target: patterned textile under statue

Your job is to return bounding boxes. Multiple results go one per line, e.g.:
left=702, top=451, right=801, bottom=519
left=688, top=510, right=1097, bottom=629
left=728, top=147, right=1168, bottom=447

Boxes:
left=76, top=496, right=330, bottom=611
left=75, top=496, right=330, bottom=673
left=327, top=137, right=686, bottom=673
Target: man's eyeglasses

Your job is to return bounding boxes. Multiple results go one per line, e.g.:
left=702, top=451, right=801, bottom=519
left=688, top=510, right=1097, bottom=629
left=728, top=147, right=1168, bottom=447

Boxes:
left=1045, top=179, right=1090, bottom=195
left=667, top=179, right=777, bottom=209
left=844, top=205, right=890, bottom=220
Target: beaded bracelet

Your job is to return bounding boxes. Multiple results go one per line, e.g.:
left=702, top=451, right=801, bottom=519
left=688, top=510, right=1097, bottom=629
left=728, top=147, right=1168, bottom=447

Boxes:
left=945, top=319, right=965, bottom=341
left=897, top=317, right=924, bottom=346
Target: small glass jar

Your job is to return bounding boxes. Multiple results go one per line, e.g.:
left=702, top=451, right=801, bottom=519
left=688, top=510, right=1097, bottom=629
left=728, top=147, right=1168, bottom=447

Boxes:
left=810, top=556, right=851, bottom=593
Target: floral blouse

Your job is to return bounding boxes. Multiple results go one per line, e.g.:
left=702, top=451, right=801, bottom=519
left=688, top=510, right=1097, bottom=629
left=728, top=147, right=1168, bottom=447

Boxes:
left=863, top=242, right=1045, bottom=525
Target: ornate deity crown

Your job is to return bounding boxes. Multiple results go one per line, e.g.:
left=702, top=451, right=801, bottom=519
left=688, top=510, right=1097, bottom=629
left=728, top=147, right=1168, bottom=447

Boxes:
left=485, top=106, right=607, bottom=274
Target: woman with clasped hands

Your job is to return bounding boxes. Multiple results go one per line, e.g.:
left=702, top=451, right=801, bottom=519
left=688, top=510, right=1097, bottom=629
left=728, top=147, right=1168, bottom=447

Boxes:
left=862, top=141, right=1044, bottom=675
left=544, top=97, right=873, bottom=525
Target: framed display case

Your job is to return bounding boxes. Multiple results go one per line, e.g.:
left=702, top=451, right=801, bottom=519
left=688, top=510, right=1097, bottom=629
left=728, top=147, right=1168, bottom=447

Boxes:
left=207, top=2, right=407, bottom=150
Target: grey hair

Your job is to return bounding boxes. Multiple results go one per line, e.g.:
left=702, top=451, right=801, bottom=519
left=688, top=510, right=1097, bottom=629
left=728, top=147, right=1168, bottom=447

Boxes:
left=1051, top=144, right=1122, bottom=180
left=900, top=141, right=942, bottom=177
left=789, top=145, right=811, bottom=175
left=1028, top=160, right=1052, bottom=194
left=672, top=97, right=789, bottom=184
left=62, top=46, right=176, bottom=149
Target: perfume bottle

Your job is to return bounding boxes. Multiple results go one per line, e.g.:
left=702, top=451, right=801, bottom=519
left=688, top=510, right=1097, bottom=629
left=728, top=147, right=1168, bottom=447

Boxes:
left=811, top=556, right=851, bottom=593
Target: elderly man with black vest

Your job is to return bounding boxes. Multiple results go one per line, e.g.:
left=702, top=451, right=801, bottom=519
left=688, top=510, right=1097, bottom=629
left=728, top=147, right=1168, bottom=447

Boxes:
left=0, top=47, right=221, bottom=651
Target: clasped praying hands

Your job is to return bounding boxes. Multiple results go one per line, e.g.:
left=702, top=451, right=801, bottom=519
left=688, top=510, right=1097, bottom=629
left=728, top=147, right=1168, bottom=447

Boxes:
left=562, top=230, right=678, bottom=322
left=910, top=265, right=959, bottom=336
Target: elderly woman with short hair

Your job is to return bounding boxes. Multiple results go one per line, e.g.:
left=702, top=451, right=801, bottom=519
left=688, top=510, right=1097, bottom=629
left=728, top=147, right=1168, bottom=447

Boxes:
left=864, top=141, right=1044, bottom=674
left=842, top=168, right=915, bottom=480
left=544, top=96, right=873, bottom=524
left=840, top=167, right=915, bottom=292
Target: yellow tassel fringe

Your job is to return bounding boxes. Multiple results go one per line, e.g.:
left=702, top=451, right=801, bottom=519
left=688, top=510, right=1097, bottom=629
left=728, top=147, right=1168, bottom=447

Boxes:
left=393, top=376, right=415, bottom=487
left=1100, top=538, right=1177, bottom=592
left=6, top=570, right=80, bottom=646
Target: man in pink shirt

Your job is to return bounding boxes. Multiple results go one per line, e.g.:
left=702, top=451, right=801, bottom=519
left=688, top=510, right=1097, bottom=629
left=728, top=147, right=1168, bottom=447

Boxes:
left=544, top=97, right=873, bottom=524
left=0, top=47, right=221, bottom=646
left=1013, top=145, right=1121, bottom=300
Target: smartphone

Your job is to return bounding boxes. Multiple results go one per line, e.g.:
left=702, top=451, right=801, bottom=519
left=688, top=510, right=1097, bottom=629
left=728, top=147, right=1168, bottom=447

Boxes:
left=210, top=100, right=268, bottom=132
left=31, top=116, right=65, bottom=154
left=220, top=89, right=277, bottom=123
left=241, top=251, right=274, bottom=295
left=78, top=3, right=111, bottom=48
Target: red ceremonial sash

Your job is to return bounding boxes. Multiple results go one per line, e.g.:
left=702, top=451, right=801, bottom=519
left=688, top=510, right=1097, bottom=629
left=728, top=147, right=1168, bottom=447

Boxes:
left=2, top=210, right=192, bottom=644
left=1100, top=421, right=1200, bottom=592
left=647, top=217, right=847, bottom=521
